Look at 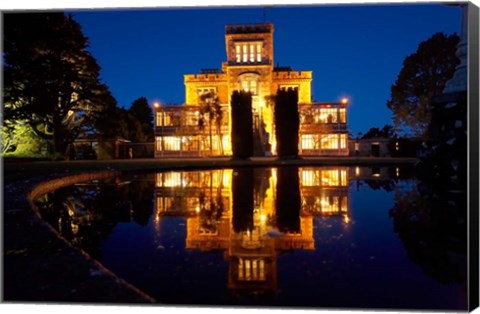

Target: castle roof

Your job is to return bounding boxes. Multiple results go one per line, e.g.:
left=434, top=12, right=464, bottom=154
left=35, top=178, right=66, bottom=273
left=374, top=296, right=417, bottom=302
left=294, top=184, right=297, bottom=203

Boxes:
left=225, top=23, right=273, bottom=34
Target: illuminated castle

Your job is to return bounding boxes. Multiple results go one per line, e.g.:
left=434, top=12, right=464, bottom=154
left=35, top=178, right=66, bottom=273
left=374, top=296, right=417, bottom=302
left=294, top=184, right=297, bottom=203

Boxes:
left=154, top=23, right=348, bottom=157
left=154, top=167, right=350, bottom=294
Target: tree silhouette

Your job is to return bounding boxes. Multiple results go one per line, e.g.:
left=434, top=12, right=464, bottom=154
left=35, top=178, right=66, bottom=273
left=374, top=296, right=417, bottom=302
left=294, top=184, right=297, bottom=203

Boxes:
left=389, top=182, right=467, bottom=286
left=275, top=89, right=299, bottom=157
left=199, top=91, right=223, bottom=155
left=128, top=97, right=154, bottom=142
left=362, top=124, right=396, bottom=139
left=230, top=91, right=253, bottom=159
left=3, top=13, right=117, bottom=157
left=387, top=33, right=459, bottom=138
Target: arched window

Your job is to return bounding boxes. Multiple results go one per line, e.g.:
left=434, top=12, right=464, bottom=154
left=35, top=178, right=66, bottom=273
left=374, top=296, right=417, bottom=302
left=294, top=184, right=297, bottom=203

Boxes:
left=238, top=73, right=260, bottom=95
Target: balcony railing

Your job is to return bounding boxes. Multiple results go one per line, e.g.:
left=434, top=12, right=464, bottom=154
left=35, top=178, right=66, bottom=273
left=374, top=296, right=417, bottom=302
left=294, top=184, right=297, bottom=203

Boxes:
left=299, top=123, right=348, bottom=133
left=155, top=125, right=229, bottom=135
left=300, top=148, right=349, bottom=156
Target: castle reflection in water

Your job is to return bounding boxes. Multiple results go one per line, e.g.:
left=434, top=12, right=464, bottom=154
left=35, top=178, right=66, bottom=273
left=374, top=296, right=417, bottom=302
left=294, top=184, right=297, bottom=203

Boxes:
left=154, top=167, right=350, bottom=294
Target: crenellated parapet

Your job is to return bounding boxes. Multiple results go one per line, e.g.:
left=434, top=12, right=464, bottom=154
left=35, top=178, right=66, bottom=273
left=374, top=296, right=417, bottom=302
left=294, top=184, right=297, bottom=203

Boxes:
left=271, top=70, right=313, bottom=103
left=226, top=23, right=273, bottom=34
left=184, top=73, right=229, bottom=104
left=272, top=71, right=312, bottom=80
left=184, top=73, right=228, bottom=82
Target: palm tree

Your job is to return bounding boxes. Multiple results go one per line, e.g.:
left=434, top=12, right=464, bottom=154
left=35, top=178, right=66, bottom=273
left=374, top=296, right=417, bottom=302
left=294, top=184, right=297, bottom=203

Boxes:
left=199, top=91, right=224, bottom=155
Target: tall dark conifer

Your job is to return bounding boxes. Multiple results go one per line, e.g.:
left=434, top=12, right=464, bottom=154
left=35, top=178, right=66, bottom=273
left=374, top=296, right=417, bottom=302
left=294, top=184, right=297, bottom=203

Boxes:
left=230, top=90, right=253, bottom=158
left=275, top=166, right=301, bottom=233
left=274, top=89, right=299, bottom=157
left=232, top=168, right=254, bottom=233
left=129, top=97, right=154, bottom=142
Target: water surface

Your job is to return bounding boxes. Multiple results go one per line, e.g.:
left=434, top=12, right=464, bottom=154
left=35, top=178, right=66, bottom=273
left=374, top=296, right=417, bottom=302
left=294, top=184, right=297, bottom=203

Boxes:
left=36, top=166, right=467, bottom=310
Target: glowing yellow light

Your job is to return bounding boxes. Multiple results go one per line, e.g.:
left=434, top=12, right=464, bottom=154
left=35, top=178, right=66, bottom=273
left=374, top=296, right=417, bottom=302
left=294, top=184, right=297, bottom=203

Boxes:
left=372, top=173, right=381, bottom=177
left=271, top=168, right=277, bottom=186
left=341, top=98, right=348, bottom=104
left=271, top=139, right=277, bottom=155
left=71, top=223, right=79, bottom=235
left=260, top=214, right=266, bottom=223
left=355, top=167, right=360, bottom=176
left=196, top=206, right=200, bottom=214
left=153, top=102, right=160, bottom=108
left=222, top=170, right=232, bottom=188
left=344, top=215, right=350, bottom=224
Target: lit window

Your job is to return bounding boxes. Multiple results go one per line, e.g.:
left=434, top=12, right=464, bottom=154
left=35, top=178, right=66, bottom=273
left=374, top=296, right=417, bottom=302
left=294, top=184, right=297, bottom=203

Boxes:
left=340, top=134, right=347, bottom=149
left=241, top=78, right=258, bottom=95
left=197, top=87, right=216, bottom=96
left=320, top=170, right=340, bottom=186
left=318, top=134, right=347, bottom=150
left=251, top=80, right=258, bottom=94
left=340, top=169, right=347, bottom=186
left=157, top=196, right=176, bottom=211
left=340, top=196, right=348, bottom=213
left=241, top=80, right=249, bottom=92
left=301, top=169, right=316, bottom=186
left=238, top=258, right=244, bottom=280
left=158, top=172, right=183, bottom=187
left=222, top=135, right=231, bottom=153
left=155, top=173, right=162, bottom=187
left=184, top=111, right=199, bottom=126
left=320, top=195, right=340, bottom=213
left=234, top=42, right=263, bottom=63
left=245, top=259, right=251, bottom=280
left=156, top=113, right=162, bottom=127
left=182, top=136, right=199, bottom=151
left=317, top=169, right=347, bottom=186
left=319, top=108, right=338, bottom=123
left=155, top=137, right=162, bottom=151
left=235, top=45, right=241, bottom=62
left=162, top=112, right=180, bottom=126
left=301, top=134, right=315, bottom=149
left=320, top=134, right=338, bottom=149
left=259, top=259, right=265, bottom=280
left=339, top=108, right=346, bottom=123
left=163, top=136, right=181, bottom=151
left=236, top=258, right=265, bottom=281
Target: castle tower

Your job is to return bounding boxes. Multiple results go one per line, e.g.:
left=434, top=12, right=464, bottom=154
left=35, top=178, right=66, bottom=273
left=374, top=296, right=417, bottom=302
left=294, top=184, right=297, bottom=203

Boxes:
left=155, top=22, right=348, bottom=158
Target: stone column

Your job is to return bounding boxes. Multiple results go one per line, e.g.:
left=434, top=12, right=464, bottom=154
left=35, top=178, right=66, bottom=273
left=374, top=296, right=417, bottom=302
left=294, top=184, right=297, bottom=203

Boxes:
left=443, top=3, right=468, bottom=93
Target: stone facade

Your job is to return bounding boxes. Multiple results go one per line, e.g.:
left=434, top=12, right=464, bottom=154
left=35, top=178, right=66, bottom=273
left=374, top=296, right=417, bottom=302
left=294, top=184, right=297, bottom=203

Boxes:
left=154, top=23, right=348, bottom=157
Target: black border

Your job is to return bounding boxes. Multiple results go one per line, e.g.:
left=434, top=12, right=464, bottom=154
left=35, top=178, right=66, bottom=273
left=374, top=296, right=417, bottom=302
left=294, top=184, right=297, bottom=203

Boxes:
left=468, top=1, right=480, bottom=311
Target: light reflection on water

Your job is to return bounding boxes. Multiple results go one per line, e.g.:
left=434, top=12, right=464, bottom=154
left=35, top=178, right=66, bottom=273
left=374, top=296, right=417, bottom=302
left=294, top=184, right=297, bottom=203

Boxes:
left=35, top=166, right=467, bottom=310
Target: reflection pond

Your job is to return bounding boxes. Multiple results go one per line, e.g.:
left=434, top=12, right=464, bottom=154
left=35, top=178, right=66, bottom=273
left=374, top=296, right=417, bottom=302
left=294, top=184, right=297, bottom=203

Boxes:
left=35, top=166, right=467, bottom=310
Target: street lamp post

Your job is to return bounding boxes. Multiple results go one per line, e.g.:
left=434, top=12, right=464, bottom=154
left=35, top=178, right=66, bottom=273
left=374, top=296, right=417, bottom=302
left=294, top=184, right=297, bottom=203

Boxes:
left=340, top=98, right=349, bottom=156
left=153, top=102, right=162, bottom=157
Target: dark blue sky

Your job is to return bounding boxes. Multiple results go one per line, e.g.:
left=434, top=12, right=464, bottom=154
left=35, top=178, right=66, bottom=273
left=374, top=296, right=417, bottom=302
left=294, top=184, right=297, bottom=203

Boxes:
left=69, top=4, right=460, bottom=135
